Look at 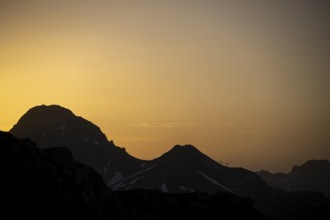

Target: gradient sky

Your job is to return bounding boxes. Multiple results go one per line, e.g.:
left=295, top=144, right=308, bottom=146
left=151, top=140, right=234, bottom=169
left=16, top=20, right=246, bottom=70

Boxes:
left=1, top=0, right=329, bottom=172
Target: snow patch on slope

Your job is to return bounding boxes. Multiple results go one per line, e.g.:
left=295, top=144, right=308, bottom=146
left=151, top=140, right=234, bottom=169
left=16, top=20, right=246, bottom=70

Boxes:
left=179, top=185, right=195, bottom=192
left=108, top=172, right=123, bottom=186
left=59, top=124, right=66, bottom=131
left=204, top=157, right=224, bottom=172
left=126, top=164, right=157, bottom=179
left=161, top=183, right=168, bottom=192
left=197, top=170, right=235, bottom=194
left=180, top=185, right=188, bottom=190
left=112, top=165, right=158, bottom=190
left=130, top=176, right=145, bottom=185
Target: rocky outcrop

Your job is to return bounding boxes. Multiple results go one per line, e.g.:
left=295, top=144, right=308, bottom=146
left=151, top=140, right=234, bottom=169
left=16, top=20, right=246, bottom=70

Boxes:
left=0, top=131, right=108, bottom=220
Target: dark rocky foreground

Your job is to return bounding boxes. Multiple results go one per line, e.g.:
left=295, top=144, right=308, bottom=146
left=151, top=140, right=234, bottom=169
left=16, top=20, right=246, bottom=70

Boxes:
left=0, top=131, right=264, bottom=220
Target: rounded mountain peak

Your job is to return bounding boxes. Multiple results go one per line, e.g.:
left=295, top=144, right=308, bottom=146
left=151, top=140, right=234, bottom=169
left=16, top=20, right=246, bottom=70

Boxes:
left=22, top=104, right=74, bottom=119
left=10, top=104, right=109, bottom=146
left=11, top=105, right=77, bottom=133
left=32, top=104, right=73, bottom=113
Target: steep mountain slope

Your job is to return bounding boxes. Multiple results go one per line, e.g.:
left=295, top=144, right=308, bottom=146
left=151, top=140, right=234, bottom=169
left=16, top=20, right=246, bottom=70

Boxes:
left=0, top=131, right=266, bottom=220
left=114, top=145, right=330, bottom=218
left=257, top=160, right=330, bottom=197
left=113, top=145, right=272, bottom=197
left=10, top=105, right=142, bottom=185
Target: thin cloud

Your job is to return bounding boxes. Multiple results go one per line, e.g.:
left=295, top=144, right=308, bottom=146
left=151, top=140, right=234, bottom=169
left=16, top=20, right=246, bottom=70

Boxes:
left=127, top=122, right=199, bottom=128
left=218, top=122, right=249, bottom=125
left=235, top=130, right=257, bottom=135
left=123, top=137, right=163, bottom=141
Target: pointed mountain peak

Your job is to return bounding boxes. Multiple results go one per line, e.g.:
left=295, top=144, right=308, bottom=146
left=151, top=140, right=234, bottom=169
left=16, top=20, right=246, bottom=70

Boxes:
left=159, top=144, right=207, bottom=161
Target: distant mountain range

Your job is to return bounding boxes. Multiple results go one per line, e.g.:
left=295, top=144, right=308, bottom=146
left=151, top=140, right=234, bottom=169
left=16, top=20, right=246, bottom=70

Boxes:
left=257, top=160, right=330, bottom=198
left=0, top=131, right=265, bottom=220
left=7, top=104, right=330, bottom=219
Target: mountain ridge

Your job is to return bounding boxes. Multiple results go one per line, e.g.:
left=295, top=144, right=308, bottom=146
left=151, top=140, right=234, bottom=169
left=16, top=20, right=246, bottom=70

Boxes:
left=1, top=130, right=268, bottom=220
left=8, top=104, right=330, bottom=219
left=257, top=159, right=330, bottom=197
left=10, top=104, right=142, bottom=185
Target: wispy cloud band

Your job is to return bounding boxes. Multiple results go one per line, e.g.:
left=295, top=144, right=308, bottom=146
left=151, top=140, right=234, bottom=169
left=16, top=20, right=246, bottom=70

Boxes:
left=127, top=122, right=199, bottom=128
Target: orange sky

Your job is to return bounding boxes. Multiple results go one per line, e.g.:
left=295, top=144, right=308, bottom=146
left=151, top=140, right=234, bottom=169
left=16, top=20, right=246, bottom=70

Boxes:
left=1, top=0, right=329, bottom=172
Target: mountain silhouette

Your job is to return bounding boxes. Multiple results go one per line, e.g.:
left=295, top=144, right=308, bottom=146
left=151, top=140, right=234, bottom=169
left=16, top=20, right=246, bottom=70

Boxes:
left=113, top=144, right=272, bottom=197
left=8, top=105, right=330, bottom=219
left=0, top=131, right=266, bottom=220
left=257, top=160, right=330, bottom=197
left=10, top=105, right=142, bottom=185
left=113, top=144, right=330, bottom=218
